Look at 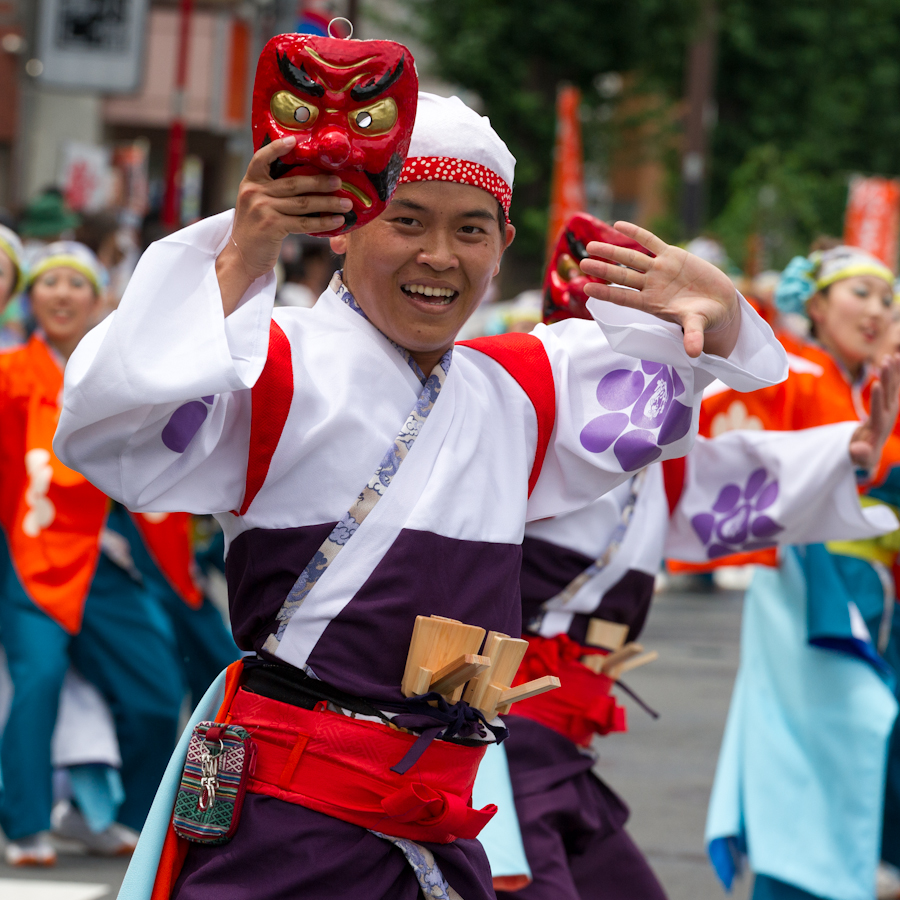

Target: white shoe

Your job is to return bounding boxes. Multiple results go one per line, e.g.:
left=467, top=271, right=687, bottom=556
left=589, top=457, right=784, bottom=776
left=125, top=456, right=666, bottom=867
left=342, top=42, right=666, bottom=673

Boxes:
left=51, top=800, right=138, bottom=856
left=877, top=861, right=900, bottom=899
left=4, top=832, right=57, bottom=866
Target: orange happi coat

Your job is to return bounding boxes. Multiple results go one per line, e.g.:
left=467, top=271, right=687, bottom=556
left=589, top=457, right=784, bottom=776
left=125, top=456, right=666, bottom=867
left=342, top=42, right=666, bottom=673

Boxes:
left=0, top=335, right=108, bottom=633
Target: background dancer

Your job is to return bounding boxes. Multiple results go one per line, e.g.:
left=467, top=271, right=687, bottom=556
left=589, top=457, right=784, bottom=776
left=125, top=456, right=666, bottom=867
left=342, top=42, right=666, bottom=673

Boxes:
left=0, top=242, right=183, bottom=866
left=698, top=245, right=900, bottom=900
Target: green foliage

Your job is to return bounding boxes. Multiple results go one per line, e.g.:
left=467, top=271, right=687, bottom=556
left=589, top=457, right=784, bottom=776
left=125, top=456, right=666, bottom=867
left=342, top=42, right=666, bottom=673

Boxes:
left=405, top=0, right=694, bottom=286
left=407, top=0, right=900, bottom=281
left=711, top=145, right=847, bottom=270
left=711, top=0, right=900, bottom=259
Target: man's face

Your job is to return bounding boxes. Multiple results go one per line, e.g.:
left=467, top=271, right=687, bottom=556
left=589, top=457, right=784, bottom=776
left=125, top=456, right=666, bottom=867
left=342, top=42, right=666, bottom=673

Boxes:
left=332, top=181, right=515, bottom=359
left=252, top=33, right=417, bottom=237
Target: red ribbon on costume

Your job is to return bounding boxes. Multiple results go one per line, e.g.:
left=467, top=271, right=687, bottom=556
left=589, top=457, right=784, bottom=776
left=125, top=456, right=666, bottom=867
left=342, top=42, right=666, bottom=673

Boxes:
left=510, top=634, right=627, bottom=747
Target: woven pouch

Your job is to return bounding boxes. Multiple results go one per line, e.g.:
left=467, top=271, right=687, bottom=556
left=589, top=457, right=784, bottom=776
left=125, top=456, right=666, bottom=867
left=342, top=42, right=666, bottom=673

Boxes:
left=173, top=721, right=256, bottom=844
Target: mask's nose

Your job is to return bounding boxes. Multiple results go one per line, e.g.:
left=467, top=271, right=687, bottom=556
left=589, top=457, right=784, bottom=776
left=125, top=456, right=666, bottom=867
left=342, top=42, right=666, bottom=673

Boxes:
left=315, top=128, right=352, bottom=169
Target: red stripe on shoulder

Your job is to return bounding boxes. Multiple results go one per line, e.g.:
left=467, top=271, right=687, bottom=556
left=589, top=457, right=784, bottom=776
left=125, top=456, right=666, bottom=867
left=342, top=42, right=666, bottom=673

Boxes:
left=236, top=321, right=293, bottom=516
left=662, top=456, right=686, bottom=516
left=457, top=333, right=556, bottom=497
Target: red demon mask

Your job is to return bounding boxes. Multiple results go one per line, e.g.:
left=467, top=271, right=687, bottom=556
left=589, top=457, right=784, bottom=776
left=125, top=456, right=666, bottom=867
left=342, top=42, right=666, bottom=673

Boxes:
left=543, top=213, right=653, bottom=324
left=251, top=33, right=418, bottom=237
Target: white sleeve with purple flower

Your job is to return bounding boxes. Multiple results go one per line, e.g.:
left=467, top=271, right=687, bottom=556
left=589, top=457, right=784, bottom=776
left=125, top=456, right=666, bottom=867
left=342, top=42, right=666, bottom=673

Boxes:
left=526, top=295, right=787, bottom=521
left=664, top=423, right=899, bottom=562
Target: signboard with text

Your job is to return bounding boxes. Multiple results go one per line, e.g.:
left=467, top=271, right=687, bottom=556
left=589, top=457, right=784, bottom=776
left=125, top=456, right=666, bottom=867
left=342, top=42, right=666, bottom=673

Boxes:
left=37, top=0, right=150, bottom=93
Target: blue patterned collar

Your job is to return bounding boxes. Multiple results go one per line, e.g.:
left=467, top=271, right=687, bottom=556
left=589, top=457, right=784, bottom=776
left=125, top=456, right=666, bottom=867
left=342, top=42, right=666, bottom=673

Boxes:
left=330, top=270, right=452, bottom=386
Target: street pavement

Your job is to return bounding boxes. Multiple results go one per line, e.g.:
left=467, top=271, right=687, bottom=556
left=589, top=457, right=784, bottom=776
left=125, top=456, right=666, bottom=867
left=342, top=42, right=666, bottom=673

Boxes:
left=596, top=584, right=752, bottom=900
left=0, top=585, right=749, bottom=900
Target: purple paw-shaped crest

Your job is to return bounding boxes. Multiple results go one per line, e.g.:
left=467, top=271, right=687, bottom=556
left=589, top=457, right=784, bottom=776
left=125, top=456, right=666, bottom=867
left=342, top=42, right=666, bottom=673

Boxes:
left=690, top=468, right=783, bottom=559
left=161, top=396, right=215, bottom=453
left=580, top=361, right=692, bottom=471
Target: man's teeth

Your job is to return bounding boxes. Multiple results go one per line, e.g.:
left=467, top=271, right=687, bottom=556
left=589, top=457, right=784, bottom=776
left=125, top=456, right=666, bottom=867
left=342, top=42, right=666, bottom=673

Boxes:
left=404, top=284, right=456, bottom=298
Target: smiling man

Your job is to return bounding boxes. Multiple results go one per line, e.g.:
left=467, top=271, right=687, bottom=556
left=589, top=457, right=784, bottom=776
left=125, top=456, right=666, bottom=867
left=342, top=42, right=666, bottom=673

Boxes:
left=55, top=93, right=786, bottom=900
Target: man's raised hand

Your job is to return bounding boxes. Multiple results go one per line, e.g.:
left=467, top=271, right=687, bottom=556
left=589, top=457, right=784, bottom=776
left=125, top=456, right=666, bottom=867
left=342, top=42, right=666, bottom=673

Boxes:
left=579, top=222, right=741, bottom=359
left=216, top=136, right=351, bottom=315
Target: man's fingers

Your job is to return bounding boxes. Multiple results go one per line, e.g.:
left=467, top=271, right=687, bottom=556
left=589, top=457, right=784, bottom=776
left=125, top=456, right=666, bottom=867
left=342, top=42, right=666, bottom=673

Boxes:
left=580, top=257, right=646, bottom=290
left=681, top=312, right=706, bottom=359
left=284, top=214, right=347, bottom=235
left=612, top=221, right=669, bottom=257
left=584, top=281, right=648, bottom=311
left=267, top=173, right=343, bottom=198
left=245, top=136, right=299, bottom=183
left=271, top=194, right=351, bottom=218
left=584, top=242, right=653, bottom=273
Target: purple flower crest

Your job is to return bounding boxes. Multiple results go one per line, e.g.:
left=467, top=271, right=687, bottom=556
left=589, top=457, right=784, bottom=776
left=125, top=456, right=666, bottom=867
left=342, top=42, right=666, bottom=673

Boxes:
left=690, top=467, right=783, bottom=559
left=579, top=361, right=692, bottom=471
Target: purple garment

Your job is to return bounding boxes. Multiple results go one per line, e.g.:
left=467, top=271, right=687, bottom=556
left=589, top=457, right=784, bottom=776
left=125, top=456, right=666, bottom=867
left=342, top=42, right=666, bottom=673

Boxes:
left=520, top=536, right=655, bottom=642
left=499, top=715, right=667, bottom=900
left=225, top=524, right=522, bottom=704
left=173, top=793, right=495, bottom=900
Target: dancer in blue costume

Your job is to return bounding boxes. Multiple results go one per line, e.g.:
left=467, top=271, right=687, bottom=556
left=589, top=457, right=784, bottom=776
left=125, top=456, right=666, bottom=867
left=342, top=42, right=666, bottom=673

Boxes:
left=703, top=247, right=900, bottom=900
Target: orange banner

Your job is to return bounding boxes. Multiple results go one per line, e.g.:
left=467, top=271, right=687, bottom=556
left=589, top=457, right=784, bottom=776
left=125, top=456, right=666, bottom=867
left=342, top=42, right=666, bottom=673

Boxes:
left=546, top=85, right=587, bottom=262
left=844, top=175, right=900, bottom=271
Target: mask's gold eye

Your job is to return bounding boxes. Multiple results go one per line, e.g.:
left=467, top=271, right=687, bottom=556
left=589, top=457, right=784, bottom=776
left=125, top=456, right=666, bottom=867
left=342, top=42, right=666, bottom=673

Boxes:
left=350, top=98, right=398, bottom=135
left=270, top=91, right=319, bottom=129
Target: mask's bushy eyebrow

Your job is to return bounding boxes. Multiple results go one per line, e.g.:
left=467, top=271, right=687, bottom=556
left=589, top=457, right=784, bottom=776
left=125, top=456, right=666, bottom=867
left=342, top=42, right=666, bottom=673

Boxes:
left=276, top=51, right=325, bottom=98
left=350, top=57, right=405, bottom=102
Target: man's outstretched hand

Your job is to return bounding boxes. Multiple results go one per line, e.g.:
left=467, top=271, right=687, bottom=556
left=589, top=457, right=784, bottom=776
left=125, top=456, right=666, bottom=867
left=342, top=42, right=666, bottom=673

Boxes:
left=850, top=353, right=900, bottom=470
left=579, top=222, right=741, bottom=359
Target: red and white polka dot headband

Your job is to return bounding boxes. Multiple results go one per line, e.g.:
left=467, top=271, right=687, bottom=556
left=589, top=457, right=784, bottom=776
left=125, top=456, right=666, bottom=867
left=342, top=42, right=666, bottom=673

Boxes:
left=398, top=93, right=516, bottom=222
left=398, top=157, right=512, bottom=221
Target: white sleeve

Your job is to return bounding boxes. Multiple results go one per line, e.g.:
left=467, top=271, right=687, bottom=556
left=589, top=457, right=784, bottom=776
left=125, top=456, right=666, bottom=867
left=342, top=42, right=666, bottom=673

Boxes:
left=54, top=210, right=276, bottom=514
left=526, top=294, right=788, bottom=521
left=664, top=423, right=900, bottom=562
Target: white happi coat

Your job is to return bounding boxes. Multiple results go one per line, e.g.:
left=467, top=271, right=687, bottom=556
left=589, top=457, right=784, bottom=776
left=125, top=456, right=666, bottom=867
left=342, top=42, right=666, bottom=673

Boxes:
left=523, top=424, right=899, bottom=643
left=54, top=210, right=786, bottom=705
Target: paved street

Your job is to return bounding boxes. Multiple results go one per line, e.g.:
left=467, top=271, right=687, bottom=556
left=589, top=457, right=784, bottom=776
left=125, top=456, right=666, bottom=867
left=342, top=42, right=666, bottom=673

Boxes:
left=596, top=585, right=752, bottom=900
left=0, top=585, right=749, bottom=900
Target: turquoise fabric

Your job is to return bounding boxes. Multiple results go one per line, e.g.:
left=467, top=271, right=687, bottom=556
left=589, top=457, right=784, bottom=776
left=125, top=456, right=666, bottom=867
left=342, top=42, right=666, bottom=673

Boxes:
left=753, top=873, right=828, bottom=900
left=105, top=505, right=239, bottom=707
left=0, top=539, right=183, bottom=837
left=472, top=741, right=531, bottom=881
left=706, top=550, right=898, bottom=900
left=68, top=763, right=126, bottom=833
left=117, top=669, right=226, bottom=900
left=802, top=545, right=892, bottom=677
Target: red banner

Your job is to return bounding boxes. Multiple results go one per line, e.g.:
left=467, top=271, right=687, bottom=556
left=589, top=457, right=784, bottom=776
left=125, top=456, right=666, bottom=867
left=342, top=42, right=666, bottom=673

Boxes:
left=844, top=175, right=900, bottom=271
left=546, top=85, right=587, bottom=262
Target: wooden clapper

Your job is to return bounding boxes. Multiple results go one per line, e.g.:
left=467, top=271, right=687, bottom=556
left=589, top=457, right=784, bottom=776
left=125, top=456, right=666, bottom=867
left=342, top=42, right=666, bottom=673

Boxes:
left=401, top=615, right=560, bottom=719
left=580, top=617, right=658, bottom=680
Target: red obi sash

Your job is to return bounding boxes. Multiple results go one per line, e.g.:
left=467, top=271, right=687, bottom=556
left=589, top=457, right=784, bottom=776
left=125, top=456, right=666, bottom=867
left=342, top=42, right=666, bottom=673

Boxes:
left=151, top=662, right=497, bottom=899
left=511, top=634, right=626, bottom=747
left=233, top=686, right=496, bottom=843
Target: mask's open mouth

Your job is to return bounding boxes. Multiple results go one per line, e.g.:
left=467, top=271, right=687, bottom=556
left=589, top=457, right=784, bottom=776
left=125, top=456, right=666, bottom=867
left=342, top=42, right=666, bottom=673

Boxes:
left=401, top=283, right=459, bottom=306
